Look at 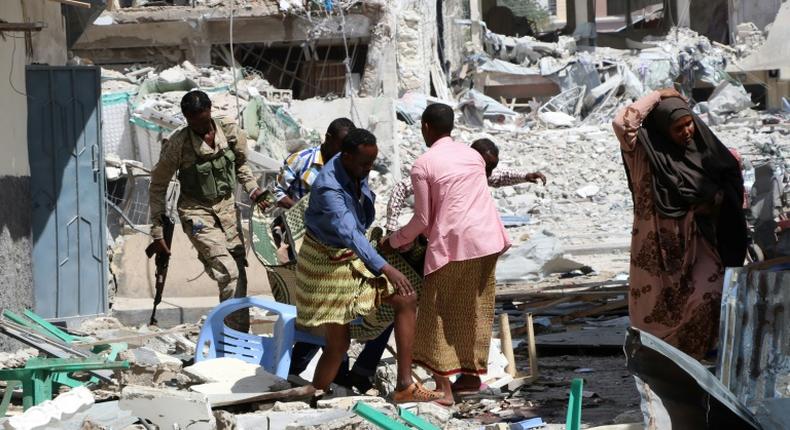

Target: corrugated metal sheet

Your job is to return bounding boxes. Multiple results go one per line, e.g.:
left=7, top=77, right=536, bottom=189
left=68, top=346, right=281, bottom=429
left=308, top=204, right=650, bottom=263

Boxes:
left=26, top=66, right=108, bottom=320
left=717, top=261, right=790, bottom=410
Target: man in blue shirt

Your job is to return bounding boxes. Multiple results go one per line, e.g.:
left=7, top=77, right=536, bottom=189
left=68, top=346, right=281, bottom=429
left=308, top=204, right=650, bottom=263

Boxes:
left=296, top=129, right=441, bottom=403
left=275, top=119, right=395, bottom=393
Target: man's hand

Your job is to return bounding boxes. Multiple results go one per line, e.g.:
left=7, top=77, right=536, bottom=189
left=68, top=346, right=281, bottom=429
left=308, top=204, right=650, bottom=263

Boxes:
left=378, top=235, right=396, bottom=254
left=657, top=87, right=686, bottom=101
left=526, top=172, right=547, bottom=185
left=250, top=188, right=277, bottom=212
left=277, top=196, right=296, bottom=209
left=381, top=264, right=414, bottom=296
left=148, top=238, right=171, bottom=256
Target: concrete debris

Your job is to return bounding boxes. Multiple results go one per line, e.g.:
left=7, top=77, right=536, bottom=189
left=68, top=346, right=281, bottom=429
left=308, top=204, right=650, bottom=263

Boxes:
left=189, top=363, right=292, bottom=406
left=0, top=349, right=38, bottom=369
left=497, top=232, right=585, bottom=282
left=120, top=385, right=215, bottom=430
left=55, top=401, right=137, bottom=430
left=235, top=408, right=359, bottom=430
left=315, top=396, right=388, bottom=411
left=406, top=402, right=453, bottom=427
left=213, top=410, right=237, bottom=430
left=183, top=357, right=288, bottom=388
left=117, top=347, right=183, bottom=386
left=707, top=81, right=756, bottom=117
left=4, top=387, right=94, bottom=430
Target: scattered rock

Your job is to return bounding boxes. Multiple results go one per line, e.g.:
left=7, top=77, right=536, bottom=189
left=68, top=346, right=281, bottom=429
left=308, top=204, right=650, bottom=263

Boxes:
left=213, top=410, right=236, bottom=430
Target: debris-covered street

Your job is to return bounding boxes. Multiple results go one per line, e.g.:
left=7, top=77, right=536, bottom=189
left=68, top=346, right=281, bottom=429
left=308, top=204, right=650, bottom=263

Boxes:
left=1, top=0, right=789, bottom=429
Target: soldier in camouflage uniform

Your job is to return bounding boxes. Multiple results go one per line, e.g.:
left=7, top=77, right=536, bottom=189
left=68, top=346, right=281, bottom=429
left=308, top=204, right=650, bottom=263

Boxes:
left=148, top=90, right=268, bottom=332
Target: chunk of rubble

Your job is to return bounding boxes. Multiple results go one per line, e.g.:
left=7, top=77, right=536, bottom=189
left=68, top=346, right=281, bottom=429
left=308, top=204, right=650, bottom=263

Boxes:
left=4, top=386, right=94, bottom=430
left=120, top=385, right=215, bottom=430
left=315, top=396, right=388, bottom=411
left=184, top=357, right=292, bottom=406
left=116, top=347, right=183, bottom=386
left=407, top=402, right=453, bottom=427
left=235, top=408, right=357, bottom=430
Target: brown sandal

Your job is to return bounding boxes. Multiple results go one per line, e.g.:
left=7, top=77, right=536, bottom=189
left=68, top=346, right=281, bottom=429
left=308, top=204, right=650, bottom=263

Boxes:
left=392, top=383, right=444, bottom=403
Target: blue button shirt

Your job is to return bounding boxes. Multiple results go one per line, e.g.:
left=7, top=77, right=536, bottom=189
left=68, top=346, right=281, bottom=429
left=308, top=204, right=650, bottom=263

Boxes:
left=304, top=155, right=387, bottom=275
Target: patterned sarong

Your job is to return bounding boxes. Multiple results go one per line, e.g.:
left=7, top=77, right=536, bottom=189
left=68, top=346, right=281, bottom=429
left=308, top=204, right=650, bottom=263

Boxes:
left=414, top=254, right=499, bottom=376
left=295, top=233, right=396, bottom=337
left=251, top=194, right=423, bottom=340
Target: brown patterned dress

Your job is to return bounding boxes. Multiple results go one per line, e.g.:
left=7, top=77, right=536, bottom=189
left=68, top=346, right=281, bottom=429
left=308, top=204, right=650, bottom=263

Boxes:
left=614, top=91, right=723, bottom=358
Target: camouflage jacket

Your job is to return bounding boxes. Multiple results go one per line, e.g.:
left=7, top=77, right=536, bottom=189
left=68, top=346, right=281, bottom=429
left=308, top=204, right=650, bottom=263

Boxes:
left=148, top=117, right=258, bottom=239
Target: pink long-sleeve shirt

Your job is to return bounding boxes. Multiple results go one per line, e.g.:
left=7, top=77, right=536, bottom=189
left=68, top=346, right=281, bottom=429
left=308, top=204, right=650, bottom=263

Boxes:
left=390, top=137, right=511, bottom=276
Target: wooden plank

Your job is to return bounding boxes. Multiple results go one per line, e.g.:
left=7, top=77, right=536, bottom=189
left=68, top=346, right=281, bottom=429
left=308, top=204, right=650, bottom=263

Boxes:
left=525, top=313, right=539, bottom=380
left=204, top=385, right=315, bottom=407
left=496, top=280, right=628, bottom=302
left=49, top=0, right=91, bottom=8
left=535, top=326, right=627, bottom=352
left=561, top=299, right=628, bottom=321
left=499, top=314, right=516, bottom=377
left=0, top=22, right=46, bottom=32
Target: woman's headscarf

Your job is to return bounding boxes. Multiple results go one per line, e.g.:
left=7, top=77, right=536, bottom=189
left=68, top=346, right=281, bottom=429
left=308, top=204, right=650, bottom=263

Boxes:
left=630, top=97, right=748, bottom=267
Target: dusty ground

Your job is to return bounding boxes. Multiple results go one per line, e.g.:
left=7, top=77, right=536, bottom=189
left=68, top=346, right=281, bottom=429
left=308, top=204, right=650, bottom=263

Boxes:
left=456, top=354, right=641, bottom=427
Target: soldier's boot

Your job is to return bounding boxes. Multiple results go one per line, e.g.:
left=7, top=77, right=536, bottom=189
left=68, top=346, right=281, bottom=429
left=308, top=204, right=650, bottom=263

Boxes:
left=224, top=252, right=250, bottom=333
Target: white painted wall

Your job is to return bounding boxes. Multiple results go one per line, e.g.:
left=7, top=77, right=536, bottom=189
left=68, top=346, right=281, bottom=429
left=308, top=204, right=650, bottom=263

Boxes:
left=0, top=0, right=67, bottom=176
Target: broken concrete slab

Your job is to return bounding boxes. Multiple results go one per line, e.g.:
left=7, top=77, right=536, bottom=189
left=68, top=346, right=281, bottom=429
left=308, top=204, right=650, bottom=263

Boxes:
left=402, top=402, right=452, bottom=427
left=195, top=386, right=315, bottom=408
left=315, top=396, right=389, bottom=410
left=120, top=385, right=215, bottom=430
left=117, top=346, right=183, bottom=386
left=186, top=360, right=293, bottom=406
left=272, top=401, right=311, bottom=412
left=56, top=401, right=136, bottom=430
left=183, top=357, right=289, bottom=389
left=235, top=408, right=355, bottom=430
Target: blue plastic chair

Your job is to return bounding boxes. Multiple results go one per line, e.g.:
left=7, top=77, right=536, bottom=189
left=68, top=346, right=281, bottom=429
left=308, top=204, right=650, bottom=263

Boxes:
left=194, top=297, right=298, bottom=379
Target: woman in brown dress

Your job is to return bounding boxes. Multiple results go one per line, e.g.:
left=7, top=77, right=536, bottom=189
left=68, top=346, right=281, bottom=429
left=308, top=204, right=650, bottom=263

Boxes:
left=613, top=88, right=748, bottom=359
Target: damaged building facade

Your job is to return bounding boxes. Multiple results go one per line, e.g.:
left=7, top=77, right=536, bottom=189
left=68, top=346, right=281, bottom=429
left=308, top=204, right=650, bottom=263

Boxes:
left=0, top=0, right=790, bottom=428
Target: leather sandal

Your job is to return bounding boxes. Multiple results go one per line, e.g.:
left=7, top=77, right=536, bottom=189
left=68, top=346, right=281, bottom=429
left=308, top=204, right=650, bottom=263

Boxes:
left=392, top=383, right=443, bottom=403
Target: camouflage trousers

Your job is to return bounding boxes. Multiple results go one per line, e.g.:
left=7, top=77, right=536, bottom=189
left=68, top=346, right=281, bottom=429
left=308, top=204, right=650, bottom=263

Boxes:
left=178, top=202, right=249, bottom=332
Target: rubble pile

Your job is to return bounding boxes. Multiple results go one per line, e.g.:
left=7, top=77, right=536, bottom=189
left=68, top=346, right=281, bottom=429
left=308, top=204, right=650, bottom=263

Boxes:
left=26, top=2, right=786, bottom=428
left=464, top=26, right=771, bottom=133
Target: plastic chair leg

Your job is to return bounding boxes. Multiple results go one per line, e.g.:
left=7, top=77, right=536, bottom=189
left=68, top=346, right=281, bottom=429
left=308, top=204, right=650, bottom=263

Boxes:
left=0, top=381, right=21, bottom=417
left=21, top=371, right=53, bottom=411
left=566, top=378, right=583, bottom=430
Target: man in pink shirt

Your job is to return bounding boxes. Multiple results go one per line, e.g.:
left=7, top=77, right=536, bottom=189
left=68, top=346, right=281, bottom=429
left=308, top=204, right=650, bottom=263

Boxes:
left=381, top=103, right=511, bottom=405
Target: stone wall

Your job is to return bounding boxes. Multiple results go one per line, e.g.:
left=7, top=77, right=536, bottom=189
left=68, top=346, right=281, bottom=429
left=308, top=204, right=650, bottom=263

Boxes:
left=0, top=0, right=67, bottom=350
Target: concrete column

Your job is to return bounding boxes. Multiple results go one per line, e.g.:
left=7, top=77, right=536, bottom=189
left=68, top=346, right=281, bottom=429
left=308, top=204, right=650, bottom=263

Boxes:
left=186, top=42, right=212, bottom=66
left=676, top=0, right=691, bottom=27
left=572, top=0, right=596, bottom=45
left=359, top=3, right=397, bottom=97
left=470, top=0, right=483, bottom=51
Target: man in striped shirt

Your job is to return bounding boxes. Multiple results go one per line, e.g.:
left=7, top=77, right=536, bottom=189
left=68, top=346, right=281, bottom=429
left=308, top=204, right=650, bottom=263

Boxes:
left=273, top=118, right=356, bottom=208
left=385, top=138, right=546, bottom=233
